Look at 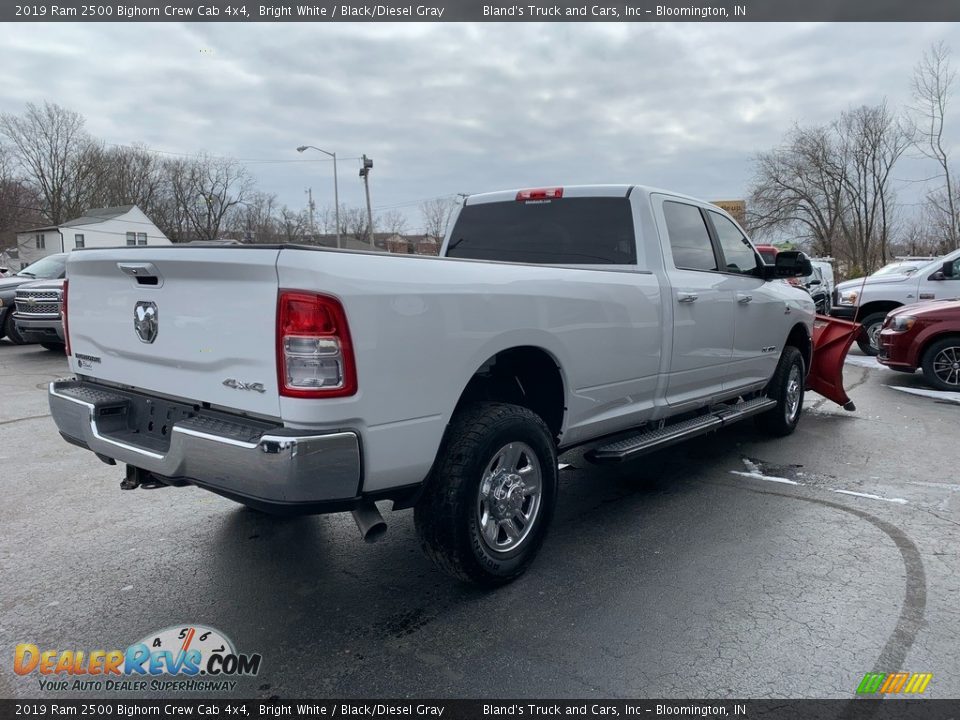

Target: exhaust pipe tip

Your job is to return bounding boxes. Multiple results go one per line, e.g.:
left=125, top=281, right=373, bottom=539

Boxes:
left=352, top=501, right=387, bottom=543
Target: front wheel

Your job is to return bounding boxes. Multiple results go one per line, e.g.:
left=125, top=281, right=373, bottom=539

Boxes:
left=856, top=312, right=888, bottom=356
left=921, top=337, right=960, bottom=391
left=414, top=402, right=558, bottom=587
left=756, top=346, right=805, bottom=437
left=3, top=313, right=26, bottom=345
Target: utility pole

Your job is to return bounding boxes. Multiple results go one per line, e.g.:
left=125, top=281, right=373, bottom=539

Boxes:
left=305, top=187, right=316, bottom=240
left=360, top=155, right=374, bottom=249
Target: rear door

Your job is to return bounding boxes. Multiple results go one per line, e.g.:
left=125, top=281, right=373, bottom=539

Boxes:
left=66, top=247, right=282, bottom=418
left=654, top=197, right=734, bottom=407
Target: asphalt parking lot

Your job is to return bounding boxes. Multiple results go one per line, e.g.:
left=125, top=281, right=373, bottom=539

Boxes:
left=1, top=339, right=958, bottom=700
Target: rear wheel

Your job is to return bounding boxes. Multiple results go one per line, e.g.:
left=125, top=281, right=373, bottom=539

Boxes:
left=414, top=402, right=557, bottom=586
left=856, top=312, right=888, bottom=356
left=921, top=337, right=960, bottom=391
left=3, top=313, right=25, bottom=345
left=756, top=346, right=805, bottom=437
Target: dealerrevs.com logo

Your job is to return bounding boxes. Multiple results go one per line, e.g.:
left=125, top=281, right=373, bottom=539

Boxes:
left=14, top=625, right=262, bottom=693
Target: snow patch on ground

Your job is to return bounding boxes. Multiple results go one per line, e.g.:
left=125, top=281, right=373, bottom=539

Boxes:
left=890, top=385, right=960, bottom=404
left=832, top=489, right=908, bottom=504
left=730, top=470, right=800, bottom=485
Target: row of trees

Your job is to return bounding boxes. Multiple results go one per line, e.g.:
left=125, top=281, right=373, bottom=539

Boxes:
left=0, top=101, right=460, bottom=249
left=747, top=42, right=960, bottom=276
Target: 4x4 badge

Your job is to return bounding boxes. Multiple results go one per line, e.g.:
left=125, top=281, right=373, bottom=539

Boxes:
left=134, top=301, right=158, bottom=344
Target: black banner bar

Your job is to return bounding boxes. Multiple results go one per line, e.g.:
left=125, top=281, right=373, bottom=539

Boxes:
left=5, top=0, right=960, bottom=22
left=2, top=700, right=960, bottom=720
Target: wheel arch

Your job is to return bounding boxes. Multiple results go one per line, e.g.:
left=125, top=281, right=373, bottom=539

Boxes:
left=451, top=345, right=567, bottom=443
left=858, top=300, right=902, bottom=323
left=785, top=322, right=813, bottom=376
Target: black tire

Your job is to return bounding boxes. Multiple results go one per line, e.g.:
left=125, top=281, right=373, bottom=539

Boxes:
left=921, top=336, right=960, bottom=391
left=414, top=402, right=558, bottom=587
left=855, top=312, right=888, bottom=356
left=41, top=342, right=65, bottom=352
left=756, top=346, right=805, bottom=437
left=3, top=313, right=25, bottom=345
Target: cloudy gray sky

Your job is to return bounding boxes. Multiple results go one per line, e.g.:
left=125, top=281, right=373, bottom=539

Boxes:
left=1, top=22, right=958, bottom=231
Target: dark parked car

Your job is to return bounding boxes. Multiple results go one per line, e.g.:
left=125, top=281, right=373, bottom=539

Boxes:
left=878, top=300, right=960, bottom=391
left=0, top=254, right=67, bottom=344
left=13, top=278, right=66, bottom=350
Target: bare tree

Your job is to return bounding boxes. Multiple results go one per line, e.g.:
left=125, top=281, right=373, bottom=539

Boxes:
left=377, top=208, right=408, bottom=236
left=0, top=146, right=45, bottom=249
left=748, top=103, right=911, bottom=275
left=912, top=41, right=958, bottom=250
left=169, top=154, right=252, bottom=242
left=834, top=103, right=913, bottom=268
left=277, top=206, right=308, bottom=243
left=747, top=124, right=847, bottom=258
left=0, top=101, right=102, bottom=224
left=226, top=190, right=278, bottom=243
left=419, top=197, right=458, bottom=240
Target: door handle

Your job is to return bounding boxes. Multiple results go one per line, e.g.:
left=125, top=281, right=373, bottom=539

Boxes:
left=677, top=292, right=698, bottom=303
left=736, top=293, right=753, bottom=304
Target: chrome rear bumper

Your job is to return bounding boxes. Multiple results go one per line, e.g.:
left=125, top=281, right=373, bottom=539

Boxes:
left=49, top=379, right=361, bottom=505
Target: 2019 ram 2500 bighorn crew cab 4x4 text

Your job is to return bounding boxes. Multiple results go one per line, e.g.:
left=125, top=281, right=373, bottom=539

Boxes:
left=49, top=185, right=816, bottom=585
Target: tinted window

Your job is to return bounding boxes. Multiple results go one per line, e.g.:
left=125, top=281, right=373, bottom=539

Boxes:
left=709, top=211, right=758, bottom=275
left=446, top=197, right=636, bottom=265
left=662, top=202, right=717, bottom=271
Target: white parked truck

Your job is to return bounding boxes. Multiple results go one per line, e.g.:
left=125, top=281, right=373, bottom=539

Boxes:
left=831, top=249, right=960, bottom=355
left=49, top=185, right=816, bottom=585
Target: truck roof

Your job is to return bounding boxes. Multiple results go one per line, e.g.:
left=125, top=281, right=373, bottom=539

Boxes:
left=464, top=184, right=709, bottom=206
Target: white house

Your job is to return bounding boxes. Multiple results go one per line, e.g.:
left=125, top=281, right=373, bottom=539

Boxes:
left=15, top=205, right=170, bottom=268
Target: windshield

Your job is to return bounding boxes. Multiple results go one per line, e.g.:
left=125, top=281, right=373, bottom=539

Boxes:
left=16, top=254, right=67, bottom=280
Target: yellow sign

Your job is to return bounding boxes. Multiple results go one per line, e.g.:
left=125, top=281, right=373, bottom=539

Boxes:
left=711, top=200, right=746, bottom=226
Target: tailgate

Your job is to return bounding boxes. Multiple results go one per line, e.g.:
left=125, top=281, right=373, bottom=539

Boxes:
left=66, top=247, right=282, bottom=418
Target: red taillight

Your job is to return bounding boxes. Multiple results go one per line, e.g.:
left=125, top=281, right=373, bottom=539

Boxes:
left=62, top=279, right=71, bottom=356
left=516, top=187, right=563, bottom=201
left=276, top=291, right=356, bottom=398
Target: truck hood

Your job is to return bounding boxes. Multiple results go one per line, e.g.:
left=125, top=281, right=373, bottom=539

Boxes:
left=0, top=275, right=40, bottom=296
left=16, top=278, right=65, bottom=292
left=835, top=274, right=915, bottom=292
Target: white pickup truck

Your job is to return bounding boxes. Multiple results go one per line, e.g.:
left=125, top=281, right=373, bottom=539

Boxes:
left=49, top=185, right=816, bottom=585
left=831, top=249, right=960, bottom=355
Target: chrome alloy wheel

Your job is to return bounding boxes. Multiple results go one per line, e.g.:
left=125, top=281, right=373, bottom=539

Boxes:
left=867, top=322, right=883, bottom=352
left=785, top=363, right=802, bottom=423
left=932, top=345, right=960, bottom=387
left=476, top=442, right=542, bottom=553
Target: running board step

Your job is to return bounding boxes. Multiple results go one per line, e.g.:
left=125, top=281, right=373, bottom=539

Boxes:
left=587, top=397, right=777, bottom=463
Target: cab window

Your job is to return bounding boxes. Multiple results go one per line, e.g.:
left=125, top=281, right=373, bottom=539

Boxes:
left=662, top=201, right=718, bottom=272
left=708, top=211, right=759, bottom=275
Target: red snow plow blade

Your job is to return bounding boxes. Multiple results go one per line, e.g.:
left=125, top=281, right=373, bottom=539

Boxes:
left=807, top=314, right=859, bottom=411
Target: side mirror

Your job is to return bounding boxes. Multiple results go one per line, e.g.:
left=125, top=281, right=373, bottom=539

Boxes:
left=942, top=260, right=955, bottom=278
left=763, top=251, right=813, bottom=280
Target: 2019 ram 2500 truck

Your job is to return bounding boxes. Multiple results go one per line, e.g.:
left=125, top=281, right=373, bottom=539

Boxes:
left=49, top=185, right=816, bottom=585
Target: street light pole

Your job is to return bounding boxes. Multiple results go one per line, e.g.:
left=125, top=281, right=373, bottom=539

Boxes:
left=297, top=145, right=340, bottom=249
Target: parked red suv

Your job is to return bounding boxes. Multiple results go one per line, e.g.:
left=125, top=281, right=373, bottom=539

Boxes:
left=878, top=300, right=960, bottom=390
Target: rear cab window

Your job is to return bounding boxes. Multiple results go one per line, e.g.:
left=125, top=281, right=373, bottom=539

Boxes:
left=446, top=196, right=637, bottom=265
